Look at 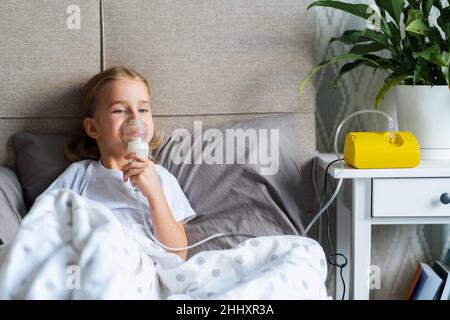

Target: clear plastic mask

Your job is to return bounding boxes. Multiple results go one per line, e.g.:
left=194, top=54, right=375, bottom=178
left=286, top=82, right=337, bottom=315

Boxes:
left=121, top=118, right=149, bottom=159
left=121, top=118, right=147, bottom=144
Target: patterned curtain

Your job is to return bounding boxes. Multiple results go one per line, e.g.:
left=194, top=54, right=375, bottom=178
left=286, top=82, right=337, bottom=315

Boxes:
left=312, top=0, right=450, bottom=299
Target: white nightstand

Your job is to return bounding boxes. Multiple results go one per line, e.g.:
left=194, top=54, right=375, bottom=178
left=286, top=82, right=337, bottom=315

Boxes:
left=317, top=153, right=450, bottom=300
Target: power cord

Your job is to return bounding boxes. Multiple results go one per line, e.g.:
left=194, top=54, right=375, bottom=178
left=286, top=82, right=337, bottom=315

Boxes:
left=304, top=109, right=395, bottom=235
left=306, top=109, right=395, bottom=299
left=324, top=158, right=348, bottom=301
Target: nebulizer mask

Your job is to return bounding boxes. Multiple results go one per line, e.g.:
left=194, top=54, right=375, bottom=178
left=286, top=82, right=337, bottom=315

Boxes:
left=122, top=118, right=149, bottom=160
left=122, top=118, right=254, bottom=253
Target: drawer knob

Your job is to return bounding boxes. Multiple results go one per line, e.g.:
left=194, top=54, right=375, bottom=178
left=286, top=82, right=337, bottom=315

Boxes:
left=440, top=193, right=450, bottom=205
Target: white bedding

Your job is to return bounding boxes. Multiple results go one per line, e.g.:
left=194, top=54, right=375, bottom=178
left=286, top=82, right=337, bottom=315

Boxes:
left=0, top=189, right=330, bottom=300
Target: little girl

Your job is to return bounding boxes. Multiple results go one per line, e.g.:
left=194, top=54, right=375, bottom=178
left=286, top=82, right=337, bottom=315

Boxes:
left=43, top=66, right=195, bottom=260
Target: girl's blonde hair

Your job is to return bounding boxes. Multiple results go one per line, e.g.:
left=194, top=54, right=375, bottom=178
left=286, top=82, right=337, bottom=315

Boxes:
left=65, top=66, right=164, bottom=163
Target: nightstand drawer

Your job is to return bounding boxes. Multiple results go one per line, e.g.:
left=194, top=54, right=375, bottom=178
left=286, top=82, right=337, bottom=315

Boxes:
left=372, top=178, right=450, bottom=217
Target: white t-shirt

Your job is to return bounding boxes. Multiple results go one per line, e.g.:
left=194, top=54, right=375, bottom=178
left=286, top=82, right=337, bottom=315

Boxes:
left=42, top=159, right=196, bottom=238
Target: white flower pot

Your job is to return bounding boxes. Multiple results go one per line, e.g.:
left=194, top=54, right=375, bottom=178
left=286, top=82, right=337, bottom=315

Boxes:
left=396, top=85, right=450, bottom=160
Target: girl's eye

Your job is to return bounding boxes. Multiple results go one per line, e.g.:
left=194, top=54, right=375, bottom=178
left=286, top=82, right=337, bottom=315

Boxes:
left=113, top=109, right=127, bottom=114
left=139, top=108, right=149, bottom=113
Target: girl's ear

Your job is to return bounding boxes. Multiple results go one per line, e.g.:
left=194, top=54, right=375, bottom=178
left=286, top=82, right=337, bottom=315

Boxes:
left=83, top=117, right=99, bottom=139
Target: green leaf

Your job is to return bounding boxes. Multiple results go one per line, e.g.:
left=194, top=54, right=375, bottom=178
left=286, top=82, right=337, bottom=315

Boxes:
left=437, top=7, right=450, bottom=47
left=441, top=52, right=450, bottom=87
left=406, top=19, right=430, bottom=36
left=387, top=21, right=401, bottom=47
left=332, top=28, right=393, bottom=52
left=413, top=58, right=429, bottom=85
left=432, top=0, right=444, bottom=12
left=308, top=1, right=371, bottom=20
left=423, top=0, right=434, bottom=18
left=333, top=54, right=394, bottom=86
left=376, top=0, right=405, bottom=27
left=360, top=28, right=393, bottom=51
left=363, top=54, right=394, bottom=69
left=333, top=61, right=366, bottom=86
left=349, top=42, right=386, bottom=54
left=413, top=45, right=447, bottom=66
left=299, top=53, right=381, bottom=95
left=406, top=0, right=420, bottom=10
left=390, top=63, right=415, bottom=78
left=406, top=9, right=423, bottom=27
left=375, top=75, right=413, bottom=109
left=330, top=30, right=364, bottom=45
left=429, top=27, right=446, bottom=51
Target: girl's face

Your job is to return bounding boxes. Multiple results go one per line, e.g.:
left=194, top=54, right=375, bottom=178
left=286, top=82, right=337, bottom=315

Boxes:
left=84, top=79, right=154, bottom=158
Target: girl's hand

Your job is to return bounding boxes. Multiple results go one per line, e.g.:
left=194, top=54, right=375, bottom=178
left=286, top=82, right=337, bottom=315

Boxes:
left=122, top=152, right=160, bottom=199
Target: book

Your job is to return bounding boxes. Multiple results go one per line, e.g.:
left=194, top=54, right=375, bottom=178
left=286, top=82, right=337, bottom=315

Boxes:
left=405, top=263, right=422, bottom=299
left=406, top=262, right=444, bottom=300
left=432, top=261, right=450, bottom=300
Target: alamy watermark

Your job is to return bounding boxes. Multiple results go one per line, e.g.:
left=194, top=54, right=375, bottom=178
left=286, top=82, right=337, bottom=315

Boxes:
left=368, top=265, right=381, bottom=290
left=66, top=5, right=81, bottom=30
left=366, top=3, right=382, bottom=31
left=66, top=264, right=81, bottom=290
left=168, top=121, right=280, bottom=176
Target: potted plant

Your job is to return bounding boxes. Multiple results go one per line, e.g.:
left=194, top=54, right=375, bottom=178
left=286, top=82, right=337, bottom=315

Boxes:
left=301, top=0, right=450, bottom=159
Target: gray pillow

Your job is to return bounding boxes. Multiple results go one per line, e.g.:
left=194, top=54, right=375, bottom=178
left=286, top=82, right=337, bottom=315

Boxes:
left=0, top=167, right=27, bottom=245
left=154, top=114, right=306, bottom=257
left=12, top=114, right=306, bottom=258
left=13, top=132, right=72, bottom=209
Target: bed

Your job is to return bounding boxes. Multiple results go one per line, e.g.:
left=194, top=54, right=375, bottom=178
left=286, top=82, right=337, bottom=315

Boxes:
left=0, top=0, right=325, bottom=299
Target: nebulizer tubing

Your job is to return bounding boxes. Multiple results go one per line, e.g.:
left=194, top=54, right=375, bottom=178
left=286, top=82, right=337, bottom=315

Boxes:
left=122, top=118, right=254, bottom=253
left=304, top=109, right=396, bottom=235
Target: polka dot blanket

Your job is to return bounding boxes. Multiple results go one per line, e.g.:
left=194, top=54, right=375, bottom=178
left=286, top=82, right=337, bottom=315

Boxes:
left=0, top=189, right=330, bottom=299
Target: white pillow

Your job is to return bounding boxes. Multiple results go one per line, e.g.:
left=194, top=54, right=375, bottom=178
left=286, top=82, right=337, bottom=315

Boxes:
left=0, top=167, right=27, bottom=245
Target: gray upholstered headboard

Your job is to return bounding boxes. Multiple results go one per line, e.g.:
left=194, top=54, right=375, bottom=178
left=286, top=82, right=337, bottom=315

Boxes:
left=1, top=0, right=316, bottom=209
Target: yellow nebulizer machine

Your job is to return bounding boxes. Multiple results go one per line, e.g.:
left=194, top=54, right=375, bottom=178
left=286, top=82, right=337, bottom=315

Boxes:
left=343, top=131, right=420, bottom=169
left=305, top=109, right=421, bottom=236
